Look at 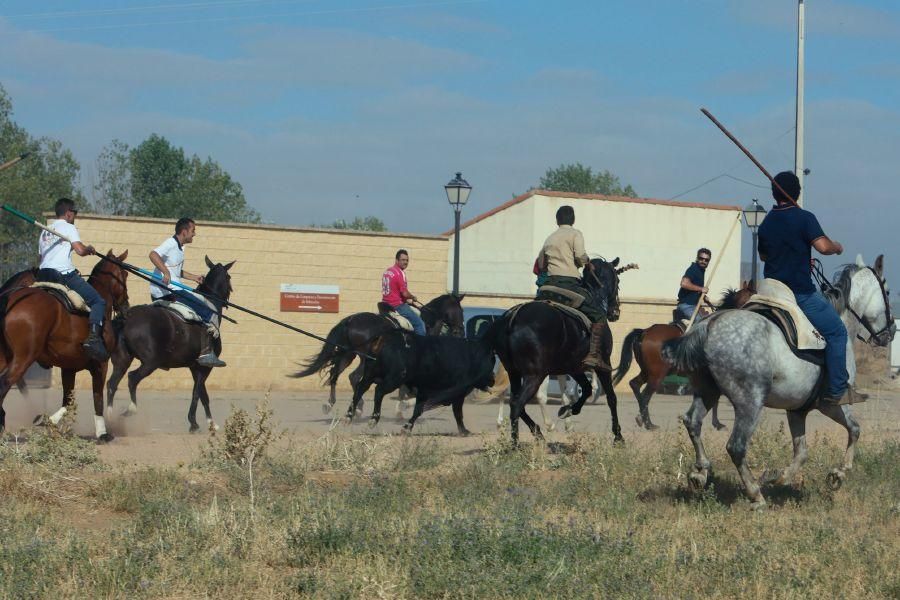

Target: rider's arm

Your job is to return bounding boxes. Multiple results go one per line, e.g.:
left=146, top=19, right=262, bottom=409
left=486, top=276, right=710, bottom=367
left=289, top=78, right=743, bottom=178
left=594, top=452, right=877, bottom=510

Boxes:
left=812, top=236, right=843, bottom=256
left=573, top=231, right=591, bottom=269
left=680, top=276, right=708, bottom=294
left=181, top=270, right=204, bottom=284
left=71, top=241, right=95, bottom=256
left=149, top=250, right=172, bottom=284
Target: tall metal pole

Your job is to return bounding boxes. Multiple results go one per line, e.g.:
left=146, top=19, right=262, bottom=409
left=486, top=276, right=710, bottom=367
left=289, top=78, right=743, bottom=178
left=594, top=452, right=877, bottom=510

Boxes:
left=795, top=0, right=806, bottom=206
left=452, top=208, right=461, bottom=296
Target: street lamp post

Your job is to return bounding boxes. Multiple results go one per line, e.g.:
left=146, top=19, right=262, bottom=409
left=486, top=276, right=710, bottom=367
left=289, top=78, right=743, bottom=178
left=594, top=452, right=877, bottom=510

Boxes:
left=742, top=199, right=767, bottom=287
left=444, top=172, right=472, bottom=296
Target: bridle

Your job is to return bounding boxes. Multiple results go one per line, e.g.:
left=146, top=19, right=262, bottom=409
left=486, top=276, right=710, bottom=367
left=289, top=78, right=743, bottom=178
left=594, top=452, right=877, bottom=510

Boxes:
left=812, top=259, right=894, bottom=344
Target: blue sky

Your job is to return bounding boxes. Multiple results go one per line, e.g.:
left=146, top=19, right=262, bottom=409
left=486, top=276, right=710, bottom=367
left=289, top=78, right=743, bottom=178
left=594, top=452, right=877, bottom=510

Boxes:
left=2, top=0, right=899, bottom=286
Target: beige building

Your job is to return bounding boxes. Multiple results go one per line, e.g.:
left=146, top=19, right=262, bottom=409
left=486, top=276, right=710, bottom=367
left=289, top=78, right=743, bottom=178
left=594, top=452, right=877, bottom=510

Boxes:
left=49, top=190, right=741, bottom=393
left=63, top=214, right=448, bottom=392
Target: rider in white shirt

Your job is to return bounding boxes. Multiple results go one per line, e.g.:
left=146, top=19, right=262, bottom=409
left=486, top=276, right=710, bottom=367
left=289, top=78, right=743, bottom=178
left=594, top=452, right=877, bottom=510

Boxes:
left=37, top=198, right=108, bottom=361
left=148, top=218, right=226, bottom=368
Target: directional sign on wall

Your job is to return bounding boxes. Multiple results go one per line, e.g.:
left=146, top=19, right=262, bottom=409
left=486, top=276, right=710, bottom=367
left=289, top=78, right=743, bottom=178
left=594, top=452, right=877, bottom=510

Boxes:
left=280, top=284, right=340, bottom=313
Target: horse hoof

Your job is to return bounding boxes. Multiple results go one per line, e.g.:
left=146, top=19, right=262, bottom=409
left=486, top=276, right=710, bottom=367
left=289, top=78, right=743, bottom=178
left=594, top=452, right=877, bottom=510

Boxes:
left=208, top=421, right=220, bottom=433
left=401, top=423, right=413, bottom=435
left=564, top=419, right=574, bottom=433
left=354, top=409, right=363, bottom=418
left=322, top=402, right=332, bottom=415
left=635, top=415, right=644, bottom=428
left=749, top=500, right=768, bottom=512
left=458, top=429, right=472, bottom=437
left=33, top=414, right=48, bottom=427
left=121, top=408, right=136, bottom=417
left=368, top=418, right=378, bottom=429
left=546, top=421, right=556, bottom=432
left=96, top=433, right=114, bottom=444
left=557, top=406, right=572, bottom=419
left=688, top=471, right=707, bottom=490
left=761, top=469, right=783, bottom=486
left=613, top=435, right=625, bottom=446
left=342, top=416, right=353, bottom=426
left=714, top=422, right=728, bottom=431
left=645, top=422, right=660, bottom=432
left=826, top=470, right=845, bottom=491
left=189, top=424, right=200, bottom=433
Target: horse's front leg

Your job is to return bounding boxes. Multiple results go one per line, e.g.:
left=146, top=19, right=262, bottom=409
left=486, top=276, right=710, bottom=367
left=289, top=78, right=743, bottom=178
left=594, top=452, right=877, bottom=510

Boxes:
left=763, top=409, right=808, bottom=487
left=511, top=375, right=544, bottom=444
left=817, top=403, right=861, bottom=490
left=89, top=363, right=113, bottom=443
left=596, top=368, right=623, bottom=443
left=47, top=368, right=78, bottom=426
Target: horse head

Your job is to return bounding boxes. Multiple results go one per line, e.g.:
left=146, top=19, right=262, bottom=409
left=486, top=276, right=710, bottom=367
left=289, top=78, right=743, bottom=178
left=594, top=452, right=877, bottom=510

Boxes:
left=90, top=249, right=130, bottom=314
left=838, top=254, right=895, bottom=347
left=585, top=257, right=622, bottom=322
left=422, top=293, right=465, bottom=337
left=199, top=256, right=236, bottom=311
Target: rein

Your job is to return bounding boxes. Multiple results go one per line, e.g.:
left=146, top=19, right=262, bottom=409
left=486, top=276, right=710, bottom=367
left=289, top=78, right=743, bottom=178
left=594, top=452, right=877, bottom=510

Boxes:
left=811, top=259, right=893, bottom=344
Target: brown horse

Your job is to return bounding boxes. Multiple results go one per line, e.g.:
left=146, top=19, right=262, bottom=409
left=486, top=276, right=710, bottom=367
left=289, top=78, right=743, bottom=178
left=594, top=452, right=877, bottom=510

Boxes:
left=612, top=287, right=754, bottom=431
left=0, top=251, right=130, bottom=441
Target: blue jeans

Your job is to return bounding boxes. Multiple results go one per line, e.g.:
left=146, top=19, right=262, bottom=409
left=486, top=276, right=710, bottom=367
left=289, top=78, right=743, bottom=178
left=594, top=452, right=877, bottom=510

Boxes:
left=795, top=291, right=848, bottom=397
left=676, top=302, right=696, bottom=320
left=60, top=271, right=106, bottom=326
left=395, top=303, right=426, bottom=336
left=167, top=290, right=216, bottom=323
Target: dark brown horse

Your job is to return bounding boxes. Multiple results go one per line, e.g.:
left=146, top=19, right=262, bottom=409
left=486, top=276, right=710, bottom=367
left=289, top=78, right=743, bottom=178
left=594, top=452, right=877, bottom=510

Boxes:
left=612, top=286, right=754, bottom=431
left=0, top=251, right=130, bottom=441
left=489, top=258, right=624, bottom=444
left=106, top=257, right=234, bottom=433
left=295, top=293, right=465, bottom=413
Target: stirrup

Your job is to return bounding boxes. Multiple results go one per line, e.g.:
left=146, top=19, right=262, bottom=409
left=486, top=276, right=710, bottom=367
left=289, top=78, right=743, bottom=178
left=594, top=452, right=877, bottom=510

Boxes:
left=197, top=353, right=227, bottom=368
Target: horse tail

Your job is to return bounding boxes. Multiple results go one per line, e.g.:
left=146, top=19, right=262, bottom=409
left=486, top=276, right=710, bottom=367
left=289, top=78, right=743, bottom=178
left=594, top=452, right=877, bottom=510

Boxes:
left=612, top=328, right=643, bottom=386
left=293, top=318, right=352, bottom=380
left=661, top=318, right=710, bottom=373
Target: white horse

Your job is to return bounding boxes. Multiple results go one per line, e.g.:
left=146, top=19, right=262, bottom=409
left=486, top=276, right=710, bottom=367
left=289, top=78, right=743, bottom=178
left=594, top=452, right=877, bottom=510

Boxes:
left=664, top=255, right=894, bottom=509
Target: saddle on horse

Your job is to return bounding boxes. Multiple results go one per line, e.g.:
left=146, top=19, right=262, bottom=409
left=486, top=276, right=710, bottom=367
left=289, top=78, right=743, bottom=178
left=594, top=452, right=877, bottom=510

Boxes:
left=31, top=274, right=89, bottom=314
left=152, top=298, right=220, bottom=338
left=377, top=302, right=419, bottom=332
left=742, top=279, right=826, bottom=363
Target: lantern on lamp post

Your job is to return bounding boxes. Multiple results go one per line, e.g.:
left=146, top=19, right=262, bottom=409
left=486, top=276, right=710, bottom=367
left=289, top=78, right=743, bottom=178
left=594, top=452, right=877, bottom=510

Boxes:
left=445, top=172, right=472, bottom=296
left=742, top=199, right=767, bottom=287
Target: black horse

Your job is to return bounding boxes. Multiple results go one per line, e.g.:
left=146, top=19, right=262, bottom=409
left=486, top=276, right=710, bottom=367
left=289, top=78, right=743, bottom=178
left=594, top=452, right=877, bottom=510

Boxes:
left=106, top=256, right=235, bottom=432
left=294, top=293, right=465, bottom=412
left=489, top=258, right=624, bottom=444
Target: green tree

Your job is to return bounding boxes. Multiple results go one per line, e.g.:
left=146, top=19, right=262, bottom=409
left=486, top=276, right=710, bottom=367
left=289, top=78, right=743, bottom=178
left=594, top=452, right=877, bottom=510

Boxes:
left=0, top=85, right=83, bottom=280
left=538, top=163, right=637, bottom=197
left=323, top=216, right=387, bottom=232
left=92, top=134, right=260, bottom=223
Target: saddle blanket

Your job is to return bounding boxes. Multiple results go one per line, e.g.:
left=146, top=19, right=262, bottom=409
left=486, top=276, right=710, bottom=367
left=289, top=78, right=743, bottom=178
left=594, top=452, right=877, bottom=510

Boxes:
left=379, top=304, right=420, bottom=332
left=30, top=282, right=89, bottom=313
left=509, top=300, right=592, bottom=331
left=152, top=299, right=220, bottom=338
left=745, top=279, right=826, bottom=351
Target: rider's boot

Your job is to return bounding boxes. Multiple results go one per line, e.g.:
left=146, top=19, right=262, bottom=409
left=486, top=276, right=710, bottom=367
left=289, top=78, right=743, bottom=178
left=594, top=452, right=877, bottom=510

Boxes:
left=197, top=327, right=227, bottom=368
left=581, top=322, right=612, bottom=372
left=83, top=323, right=109, bottom=362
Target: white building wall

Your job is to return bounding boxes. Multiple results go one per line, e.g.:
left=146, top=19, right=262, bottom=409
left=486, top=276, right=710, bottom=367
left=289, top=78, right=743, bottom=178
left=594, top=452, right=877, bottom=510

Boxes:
left=452, top=191, right=743, bottom=302
left=447, top=197, right=535, bottom=295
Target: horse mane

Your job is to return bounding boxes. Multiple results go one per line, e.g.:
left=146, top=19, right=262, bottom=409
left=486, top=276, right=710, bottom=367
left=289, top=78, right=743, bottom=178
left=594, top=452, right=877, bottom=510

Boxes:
left=826, top=264, right=861, bottom=313
left=718, top=288, right=742, bottom=310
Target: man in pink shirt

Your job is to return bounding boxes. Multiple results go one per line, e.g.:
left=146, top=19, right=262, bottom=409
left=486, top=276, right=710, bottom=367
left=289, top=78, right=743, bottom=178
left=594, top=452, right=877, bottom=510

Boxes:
left=382, top=249, right=426, bottom=335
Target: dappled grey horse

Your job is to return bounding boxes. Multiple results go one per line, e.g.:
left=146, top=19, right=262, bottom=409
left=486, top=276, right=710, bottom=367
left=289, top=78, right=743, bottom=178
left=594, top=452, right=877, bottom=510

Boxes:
left=663, top=255, right=894, bottom=509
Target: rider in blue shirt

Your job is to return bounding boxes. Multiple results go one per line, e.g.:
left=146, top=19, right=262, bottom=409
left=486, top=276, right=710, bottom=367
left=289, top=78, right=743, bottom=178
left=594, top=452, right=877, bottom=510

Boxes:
left=757, top=171, right=847, bottom=404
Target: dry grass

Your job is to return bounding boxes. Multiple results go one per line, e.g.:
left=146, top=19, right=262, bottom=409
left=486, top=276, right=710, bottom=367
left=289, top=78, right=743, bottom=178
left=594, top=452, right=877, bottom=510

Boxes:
left=0, top=413, right=898, bottom=599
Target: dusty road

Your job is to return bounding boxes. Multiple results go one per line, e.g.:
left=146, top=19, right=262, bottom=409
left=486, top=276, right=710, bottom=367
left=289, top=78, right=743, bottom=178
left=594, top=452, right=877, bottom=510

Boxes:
left=3, top=383, right=899, bottom=469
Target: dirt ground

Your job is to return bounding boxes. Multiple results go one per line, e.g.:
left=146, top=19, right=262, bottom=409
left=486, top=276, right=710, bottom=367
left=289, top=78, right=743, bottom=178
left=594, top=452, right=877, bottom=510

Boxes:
left=4, top=378, right=899, bottom=471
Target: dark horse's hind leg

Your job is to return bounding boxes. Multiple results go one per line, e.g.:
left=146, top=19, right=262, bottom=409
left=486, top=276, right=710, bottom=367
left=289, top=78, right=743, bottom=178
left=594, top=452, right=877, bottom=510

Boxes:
left=126, top=361, right=157, bottom=419
left=451, top=396, right=471, bottom=436
left=188, top=365, right=215, bottom=433
left=325, top=353, right=355, bottom=414
left=107, top=341, right=135, bottom=415
left=509, top=374, right=544, bottom=445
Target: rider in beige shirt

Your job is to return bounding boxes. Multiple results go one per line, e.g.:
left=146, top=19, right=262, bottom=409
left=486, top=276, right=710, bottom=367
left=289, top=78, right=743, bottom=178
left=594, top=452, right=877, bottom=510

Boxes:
left=536, top=205, right=610, bottom=371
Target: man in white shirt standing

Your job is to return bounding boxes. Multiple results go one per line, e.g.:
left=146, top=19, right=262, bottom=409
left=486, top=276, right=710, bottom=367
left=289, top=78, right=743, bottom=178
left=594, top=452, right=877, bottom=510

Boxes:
left=148, top=217, right=226, bottom=368
left=37, top=198, right=108, bottom=361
